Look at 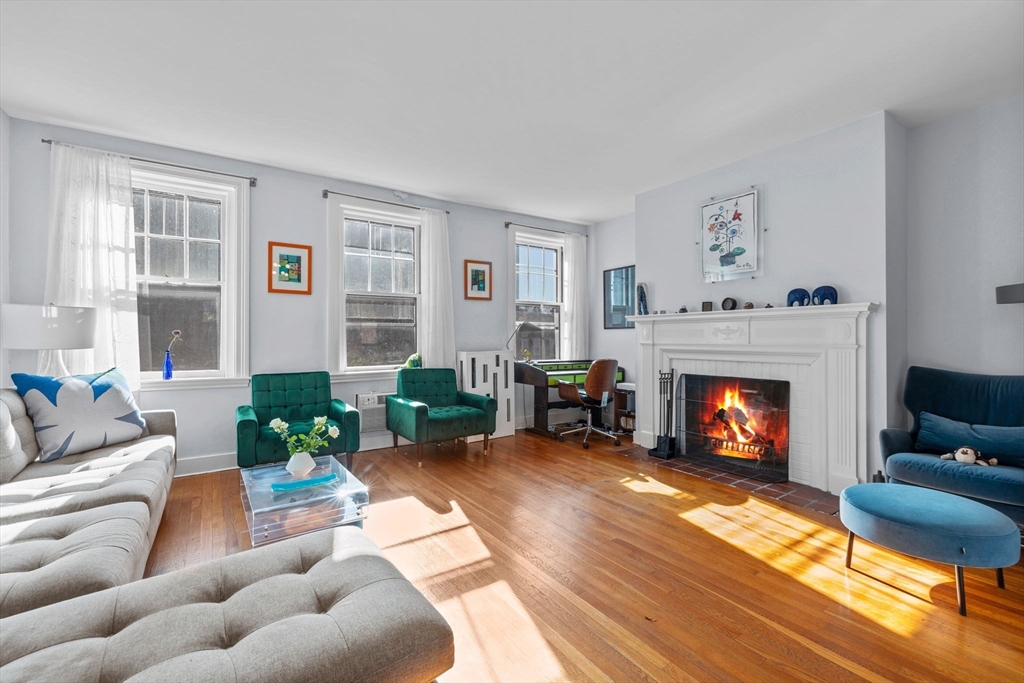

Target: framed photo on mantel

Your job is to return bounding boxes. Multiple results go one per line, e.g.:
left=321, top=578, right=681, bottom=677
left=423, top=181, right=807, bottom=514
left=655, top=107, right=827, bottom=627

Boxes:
left=464, top=259, right=492, bottom=300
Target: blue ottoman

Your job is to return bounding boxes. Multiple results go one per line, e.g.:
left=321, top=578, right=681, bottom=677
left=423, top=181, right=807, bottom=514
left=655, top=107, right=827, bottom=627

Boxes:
left=840, top=483, right=1020, bottom=616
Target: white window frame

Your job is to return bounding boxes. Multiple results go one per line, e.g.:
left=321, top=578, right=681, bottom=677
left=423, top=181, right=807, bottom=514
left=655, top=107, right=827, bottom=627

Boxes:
left=132, top=161, right=249, bottom=389
left=328, top=195, right=422, bottom=380
left=510, top=227, right=564, bottom=361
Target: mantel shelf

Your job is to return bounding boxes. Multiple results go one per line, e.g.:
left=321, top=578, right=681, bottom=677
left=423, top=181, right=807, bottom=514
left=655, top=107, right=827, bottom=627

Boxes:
left=627, top=302, right=878, bottom=324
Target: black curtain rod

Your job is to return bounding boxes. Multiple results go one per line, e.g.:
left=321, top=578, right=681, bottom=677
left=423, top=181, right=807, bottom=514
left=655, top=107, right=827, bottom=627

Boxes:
left=505, top=221, right=587, bottom=237
left=322, top=189, right=449, bottom=214
left=41, top=139, right=257, bottom=187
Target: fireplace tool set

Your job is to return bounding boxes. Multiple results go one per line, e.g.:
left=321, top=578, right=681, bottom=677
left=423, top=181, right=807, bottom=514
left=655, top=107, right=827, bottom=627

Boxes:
left=647, top=369, right=675, bottom=459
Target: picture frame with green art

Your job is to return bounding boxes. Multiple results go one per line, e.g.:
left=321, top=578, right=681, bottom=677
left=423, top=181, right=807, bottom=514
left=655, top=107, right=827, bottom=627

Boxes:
left=268, top=241, right=312, bottom=295
left=464, top=259, right=492, bottom=300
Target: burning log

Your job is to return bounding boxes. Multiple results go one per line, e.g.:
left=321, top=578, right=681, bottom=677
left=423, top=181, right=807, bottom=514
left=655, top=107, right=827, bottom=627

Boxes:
left=713, top=408, right=770, bottom=444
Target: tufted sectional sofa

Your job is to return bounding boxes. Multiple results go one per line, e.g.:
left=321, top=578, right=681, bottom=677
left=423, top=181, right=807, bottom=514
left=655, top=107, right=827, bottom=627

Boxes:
left=0, top=526, right=455, bottom=682
left=0, top=387, right=177, bottom=617
left=1, top=387, right=455, bottom=682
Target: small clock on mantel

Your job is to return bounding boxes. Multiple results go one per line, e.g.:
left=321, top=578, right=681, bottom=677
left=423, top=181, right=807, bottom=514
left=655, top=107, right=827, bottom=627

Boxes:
left=721, top=297, right=738, bottom=311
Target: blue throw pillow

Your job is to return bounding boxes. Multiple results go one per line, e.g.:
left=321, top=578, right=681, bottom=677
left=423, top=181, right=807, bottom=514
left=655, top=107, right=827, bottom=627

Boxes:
left=916, top=411, right=1024, bottom=468
left=11, top=368, right=146, bottom=462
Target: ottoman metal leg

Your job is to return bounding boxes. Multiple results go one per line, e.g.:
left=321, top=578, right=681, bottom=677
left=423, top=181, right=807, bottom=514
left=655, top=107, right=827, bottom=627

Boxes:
left=845, top=531, right=856, bottom=569
left=955, top=565, right=967, bottom=616
left=997, top=567, right=1005, bottom=589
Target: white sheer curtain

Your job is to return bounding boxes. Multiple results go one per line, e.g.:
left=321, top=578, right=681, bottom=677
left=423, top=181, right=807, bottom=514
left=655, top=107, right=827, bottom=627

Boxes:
left=561, top=232, right=589, bottom=360
left=419, top=209, right=456, bottom=369
left=40, top=143, right=140, bottom=388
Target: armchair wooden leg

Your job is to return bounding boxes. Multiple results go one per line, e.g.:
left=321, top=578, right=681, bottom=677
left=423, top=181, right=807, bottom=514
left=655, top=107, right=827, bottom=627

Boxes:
left=483, top=433, right=489, bottom=455
left=345, top=453, right=352, bottom=471
left=417, top=443, right=423, bottom=467
left=997, top=567, right=1005, bottom=589
left=393, top=432, right=398, bottom=452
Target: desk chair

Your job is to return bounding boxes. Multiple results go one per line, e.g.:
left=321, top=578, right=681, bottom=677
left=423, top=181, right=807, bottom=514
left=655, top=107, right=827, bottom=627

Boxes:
left=557, top=358, right=621, bottom=449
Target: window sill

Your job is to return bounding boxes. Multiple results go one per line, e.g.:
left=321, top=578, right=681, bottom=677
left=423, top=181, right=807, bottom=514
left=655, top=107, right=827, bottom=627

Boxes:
left=330, top=368, right=400, bottom=384
left=140, top=377, right=251, bottom=392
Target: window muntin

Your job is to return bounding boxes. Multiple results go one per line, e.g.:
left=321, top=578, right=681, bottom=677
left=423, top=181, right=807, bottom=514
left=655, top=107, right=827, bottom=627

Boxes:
left=343, top=217, right=418, bottom=368
left=515, top=241, right=561, bottom=360
left=134, top=187, right=225, bottom=374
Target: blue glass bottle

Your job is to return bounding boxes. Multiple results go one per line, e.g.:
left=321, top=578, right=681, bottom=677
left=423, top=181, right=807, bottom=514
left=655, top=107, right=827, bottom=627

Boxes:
left=162, top=350, right=173, bottom=380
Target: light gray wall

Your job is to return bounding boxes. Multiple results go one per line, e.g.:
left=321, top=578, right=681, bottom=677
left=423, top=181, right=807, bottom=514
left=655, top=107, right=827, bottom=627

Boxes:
left=634, top=113, right=892, bottom=475
left=0, top=109, right=9, bottom=385
left=907, top=94, right=1024, bottom=376
left=884, top=113, right=910, bottom=429
left=587, top=212, right=636, bottom=380
left=5, top=117, right=583, bottom=468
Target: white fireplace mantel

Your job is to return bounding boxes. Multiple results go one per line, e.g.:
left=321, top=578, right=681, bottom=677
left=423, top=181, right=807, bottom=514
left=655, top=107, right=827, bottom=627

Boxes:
left=627, top=302, right=879, bottom=494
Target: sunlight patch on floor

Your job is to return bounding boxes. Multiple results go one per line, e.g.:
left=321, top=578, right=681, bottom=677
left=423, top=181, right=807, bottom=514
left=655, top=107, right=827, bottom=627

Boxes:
left=364, top=496, right=470, bottom=549
left=436, top=580, right=567, bottom=683
left=364, top=496, right=566, bottom=682
left=364, top=497, right=491, bottom=583
left=679, top=495, right=944, bottom=636
left=620, top=474, right=699, bottom=501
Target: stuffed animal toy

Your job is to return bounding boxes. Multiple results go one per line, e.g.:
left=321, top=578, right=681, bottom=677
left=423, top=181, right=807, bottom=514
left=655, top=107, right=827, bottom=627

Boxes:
left=940, top=446, right=998, bottom=467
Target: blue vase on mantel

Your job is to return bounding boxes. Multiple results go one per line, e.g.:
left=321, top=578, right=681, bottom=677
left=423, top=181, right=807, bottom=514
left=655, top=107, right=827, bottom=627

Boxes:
left=162, top=350, right=173, bottom=380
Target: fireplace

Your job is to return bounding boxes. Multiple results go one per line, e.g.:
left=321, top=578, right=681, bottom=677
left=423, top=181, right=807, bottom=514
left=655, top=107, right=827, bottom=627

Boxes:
left=676, top=374, right=791, bottom=481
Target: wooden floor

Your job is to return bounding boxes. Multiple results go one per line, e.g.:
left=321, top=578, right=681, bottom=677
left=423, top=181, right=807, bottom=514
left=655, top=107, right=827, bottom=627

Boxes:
left=146, top=433, right=1024, bottom=683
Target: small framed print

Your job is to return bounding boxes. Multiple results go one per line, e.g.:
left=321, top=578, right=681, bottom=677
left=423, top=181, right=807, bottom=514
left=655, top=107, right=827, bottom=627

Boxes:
left=702, top=301, right=714, bottom=312
left=464, top=260, right=492, bottom=300
left=268, top=242, right=312, bottom=295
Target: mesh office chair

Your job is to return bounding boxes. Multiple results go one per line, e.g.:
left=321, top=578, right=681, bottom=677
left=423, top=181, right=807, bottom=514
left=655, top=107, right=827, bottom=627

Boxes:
left=556, top=358, right=621, bottom=449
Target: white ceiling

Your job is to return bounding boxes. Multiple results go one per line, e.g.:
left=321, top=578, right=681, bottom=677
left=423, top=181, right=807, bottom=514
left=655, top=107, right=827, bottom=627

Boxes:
left=1, top=1, right=1022, bottom=224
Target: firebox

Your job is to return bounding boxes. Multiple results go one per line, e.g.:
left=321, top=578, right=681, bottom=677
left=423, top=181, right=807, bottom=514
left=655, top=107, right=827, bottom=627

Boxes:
left=676, top=374, right=791, bottom=481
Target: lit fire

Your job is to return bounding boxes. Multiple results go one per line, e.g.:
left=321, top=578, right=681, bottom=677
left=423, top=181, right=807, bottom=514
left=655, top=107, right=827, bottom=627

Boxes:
left=718, top=387, right=756, bottom=443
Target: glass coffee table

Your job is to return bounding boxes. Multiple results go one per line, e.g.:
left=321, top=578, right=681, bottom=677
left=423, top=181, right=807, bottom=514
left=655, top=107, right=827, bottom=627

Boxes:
left=240, top=455, right=369, bottom=547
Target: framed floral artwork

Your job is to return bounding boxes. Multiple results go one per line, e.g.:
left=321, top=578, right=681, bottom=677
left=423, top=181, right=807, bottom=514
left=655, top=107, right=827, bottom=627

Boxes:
left=700, top=189, right=758, bottom=282
left=268, top=242, right=312, bottom=295
left=464, top=259, right=492, bottom=300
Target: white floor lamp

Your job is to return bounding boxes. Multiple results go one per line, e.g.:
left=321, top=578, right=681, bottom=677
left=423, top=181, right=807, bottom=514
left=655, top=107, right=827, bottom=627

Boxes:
left=1, top=304, right=97, bottom=378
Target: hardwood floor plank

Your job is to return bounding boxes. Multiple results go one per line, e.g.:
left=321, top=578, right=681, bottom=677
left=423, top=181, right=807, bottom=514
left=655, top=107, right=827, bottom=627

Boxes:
left=146, top=433, right=1024, bottom=682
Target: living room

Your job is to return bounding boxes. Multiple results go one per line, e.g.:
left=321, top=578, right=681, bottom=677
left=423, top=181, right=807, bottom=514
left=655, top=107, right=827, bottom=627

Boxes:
left=1, top=2, right=1022, bottom=682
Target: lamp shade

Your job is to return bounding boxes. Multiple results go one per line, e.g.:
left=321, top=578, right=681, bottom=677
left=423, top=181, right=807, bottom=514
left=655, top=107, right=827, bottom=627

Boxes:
left=996, top=283, right=1024, bottom=304
left=0, top=304, right=97, bottom=350
left=505, top=320, right=542, bottom=350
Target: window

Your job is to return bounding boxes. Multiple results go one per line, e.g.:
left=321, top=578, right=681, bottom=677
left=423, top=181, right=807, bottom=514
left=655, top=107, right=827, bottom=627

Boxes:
left=131, top=162, right=249, bottom=382
left=328, top=197, right=421, bottom=373
left=514, top=239, right=562, bottom=361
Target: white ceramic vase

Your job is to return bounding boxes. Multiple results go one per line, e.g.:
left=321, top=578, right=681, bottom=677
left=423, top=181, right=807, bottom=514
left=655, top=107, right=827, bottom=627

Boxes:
left=285, top=452, right=316, bottom=478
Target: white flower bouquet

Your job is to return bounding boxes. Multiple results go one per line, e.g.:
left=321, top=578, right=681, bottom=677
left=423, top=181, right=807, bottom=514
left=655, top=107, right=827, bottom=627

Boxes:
left=269, top=416, right=340, bottom=457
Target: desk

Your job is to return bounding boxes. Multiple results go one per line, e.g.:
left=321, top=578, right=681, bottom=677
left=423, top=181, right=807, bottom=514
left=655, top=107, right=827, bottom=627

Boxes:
left=514, top=360, right=626, bottom=438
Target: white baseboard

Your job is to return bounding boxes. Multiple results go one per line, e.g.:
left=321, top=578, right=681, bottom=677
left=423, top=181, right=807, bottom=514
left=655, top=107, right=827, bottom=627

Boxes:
left=175, top=452, right=238, bottom=477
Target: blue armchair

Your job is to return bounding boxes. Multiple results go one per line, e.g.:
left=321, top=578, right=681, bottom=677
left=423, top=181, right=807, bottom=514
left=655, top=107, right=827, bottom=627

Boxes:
left=880, top=366, right=1024, bottom=524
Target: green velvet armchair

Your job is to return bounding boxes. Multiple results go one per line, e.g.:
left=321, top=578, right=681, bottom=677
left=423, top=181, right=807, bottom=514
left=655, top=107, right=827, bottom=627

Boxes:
left=236, top=372, right=360, bottom=469
left=386, top=368, right=497, bottom=467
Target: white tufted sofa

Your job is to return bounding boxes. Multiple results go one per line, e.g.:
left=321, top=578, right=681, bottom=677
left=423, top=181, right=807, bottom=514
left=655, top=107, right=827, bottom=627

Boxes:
left=0, top=387, right=177, bottom=617
left=0, top=526, right=455, bottom=683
